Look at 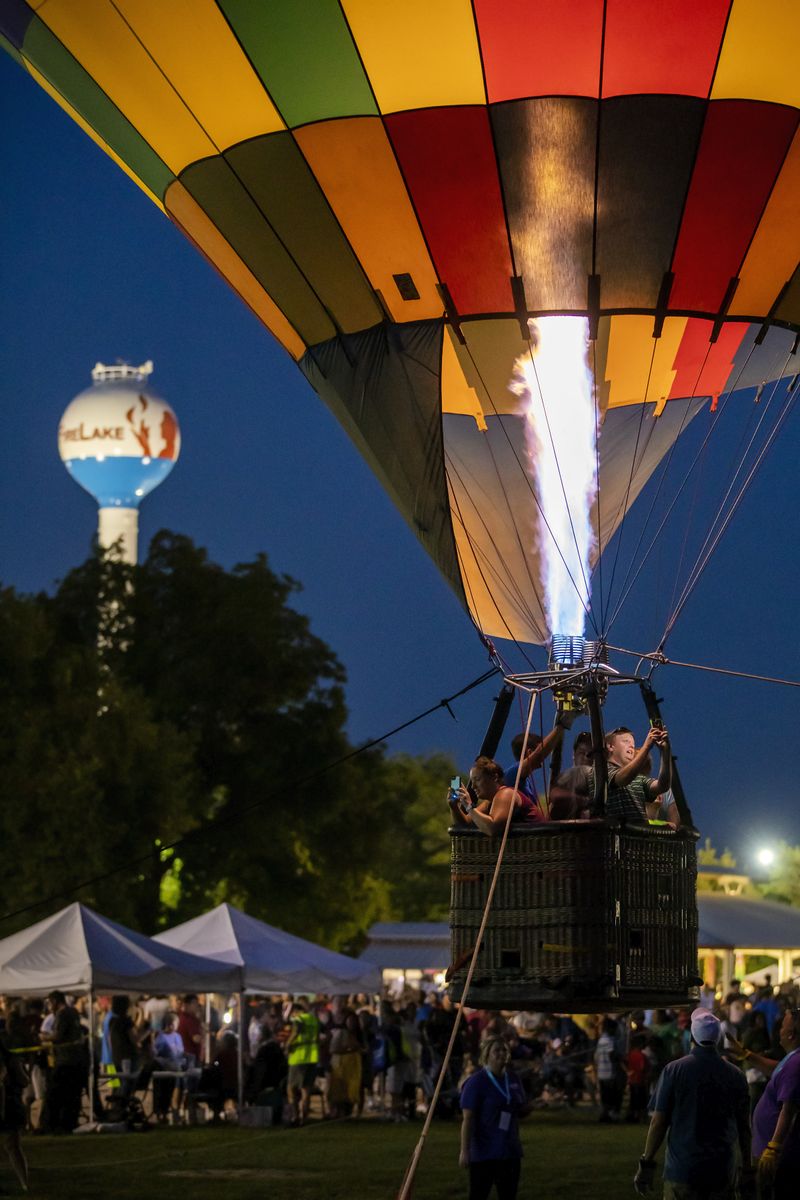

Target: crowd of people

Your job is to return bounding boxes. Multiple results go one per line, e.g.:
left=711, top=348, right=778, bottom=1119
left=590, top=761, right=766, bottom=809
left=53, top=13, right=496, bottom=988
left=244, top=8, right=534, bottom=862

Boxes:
left=0, top=975, right=798, bottom=1195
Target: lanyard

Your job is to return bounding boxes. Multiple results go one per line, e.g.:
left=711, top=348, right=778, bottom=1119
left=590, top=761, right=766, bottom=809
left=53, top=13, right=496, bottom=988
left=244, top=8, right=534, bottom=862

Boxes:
left=485, top=1068, right=511, bottom=1104
left=772, top=1047, right=799, bottom=1081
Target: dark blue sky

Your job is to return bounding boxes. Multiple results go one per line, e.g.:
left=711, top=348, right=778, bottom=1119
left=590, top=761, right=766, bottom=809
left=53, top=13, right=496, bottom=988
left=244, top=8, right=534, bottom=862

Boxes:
left=2, top=52, right=799, bottom=868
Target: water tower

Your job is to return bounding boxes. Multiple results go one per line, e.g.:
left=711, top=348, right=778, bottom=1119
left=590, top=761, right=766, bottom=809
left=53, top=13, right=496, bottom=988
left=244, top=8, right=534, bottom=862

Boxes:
left=58, top=361, right=180, bottom=563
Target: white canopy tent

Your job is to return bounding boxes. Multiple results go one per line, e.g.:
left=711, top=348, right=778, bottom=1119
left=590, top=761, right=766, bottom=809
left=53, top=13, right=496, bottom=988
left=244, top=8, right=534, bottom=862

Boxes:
left=155, top=902, right=381, bottom=994
left=156, top=903, right=381, bottom=1110
left=0, top=902, right=241, bottom=996
left=0, top=902, right=242, bottom=1123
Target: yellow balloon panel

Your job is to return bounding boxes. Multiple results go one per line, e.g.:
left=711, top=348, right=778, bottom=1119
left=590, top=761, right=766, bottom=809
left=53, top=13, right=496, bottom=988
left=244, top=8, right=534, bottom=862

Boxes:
left=35, top=0, right=216, bottom=173
left=114, top=0, right=286, bottom=149
left=24, top=59, right=165, bottom=213
left=341, top=0, right=486, bottom=113
left=731, top=128, right=800, bottom=317
left=711, top=0, right=800, bottom=108
left=603, top=316, right=687, bottom=416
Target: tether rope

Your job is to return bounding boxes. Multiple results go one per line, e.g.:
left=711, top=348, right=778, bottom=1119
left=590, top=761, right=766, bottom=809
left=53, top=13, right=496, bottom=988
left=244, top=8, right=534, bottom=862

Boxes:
left=396, top=687, right=541, bottom=1200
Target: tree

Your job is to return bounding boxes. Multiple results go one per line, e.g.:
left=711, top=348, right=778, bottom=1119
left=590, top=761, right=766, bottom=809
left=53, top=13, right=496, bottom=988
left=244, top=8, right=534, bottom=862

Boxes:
left=0, top=534, right=458, bottom=946
left=0, top=580, right=196, bottom=932
left=757, top=842, right=800, bottom=908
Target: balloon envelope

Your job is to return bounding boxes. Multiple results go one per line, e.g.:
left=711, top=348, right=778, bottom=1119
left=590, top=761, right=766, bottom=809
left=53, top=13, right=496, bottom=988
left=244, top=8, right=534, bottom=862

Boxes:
left=3, top=0, right=799, bottom=642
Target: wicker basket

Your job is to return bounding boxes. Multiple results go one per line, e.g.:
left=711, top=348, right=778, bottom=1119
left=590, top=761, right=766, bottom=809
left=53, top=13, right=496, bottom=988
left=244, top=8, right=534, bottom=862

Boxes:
left=448, top=821, right=699, bottom=1012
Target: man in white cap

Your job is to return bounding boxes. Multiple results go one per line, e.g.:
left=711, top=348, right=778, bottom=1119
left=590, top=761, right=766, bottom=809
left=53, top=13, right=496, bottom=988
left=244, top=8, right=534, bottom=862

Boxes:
left=634, top=1008, right=753, bottom=1199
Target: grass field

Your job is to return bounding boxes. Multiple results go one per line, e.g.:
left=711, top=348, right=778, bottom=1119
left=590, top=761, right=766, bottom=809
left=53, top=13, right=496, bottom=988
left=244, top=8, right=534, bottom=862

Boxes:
left=4, top=1111, right=647, bottom=1199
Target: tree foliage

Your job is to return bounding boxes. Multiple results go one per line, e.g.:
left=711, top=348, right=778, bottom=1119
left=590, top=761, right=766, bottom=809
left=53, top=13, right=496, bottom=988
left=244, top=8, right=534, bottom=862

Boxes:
left=0, top=535, right=457, bottom=947
left=757, top=842, right=800, bottom=908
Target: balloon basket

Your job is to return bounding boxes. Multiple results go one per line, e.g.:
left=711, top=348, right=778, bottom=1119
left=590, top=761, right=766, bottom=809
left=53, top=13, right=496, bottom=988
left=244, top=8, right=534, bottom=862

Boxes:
left=448, top=822, right=700, bottom=1013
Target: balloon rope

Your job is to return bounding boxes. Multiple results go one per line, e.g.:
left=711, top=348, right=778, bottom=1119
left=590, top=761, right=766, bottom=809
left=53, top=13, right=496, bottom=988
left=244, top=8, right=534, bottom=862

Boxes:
left=446, top=452, right=546, bottom=654
left=659, top=358, right=797, bottom=645
left=396, top=688, right=540, bottom=1200
left=606, top=645, right=800, bottom=689
left=603, top=342, right=716, bottom=634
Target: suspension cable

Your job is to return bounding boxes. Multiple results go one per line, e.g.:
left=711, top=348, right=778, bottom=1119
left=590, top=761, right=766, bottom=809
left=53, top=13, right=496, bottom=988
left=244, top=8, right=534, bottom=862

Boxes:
left=659, top=361, right=797, bottom=645
left=606, top=644, right=800, bottom=689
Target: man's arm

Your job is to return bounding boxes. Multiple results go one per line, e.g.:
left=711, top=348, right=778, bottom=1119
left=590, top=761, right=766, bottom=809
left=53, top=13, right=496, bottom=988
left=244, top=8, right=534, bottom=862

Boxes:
left=764, top=1099, right=800, bottom=1158
left=642, top=1110, right=669, bottom=1162
left=520, top=724, right=565, bottom=774
left=647, top=733, right=672, bottom=799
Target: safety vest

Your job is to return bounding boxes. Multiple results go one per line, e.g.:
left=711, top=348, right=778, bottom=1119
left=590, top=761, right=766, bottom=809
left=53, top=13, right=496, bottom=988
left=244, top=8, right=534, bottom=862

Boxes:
left=287, top=1011, right=320, bottom=1066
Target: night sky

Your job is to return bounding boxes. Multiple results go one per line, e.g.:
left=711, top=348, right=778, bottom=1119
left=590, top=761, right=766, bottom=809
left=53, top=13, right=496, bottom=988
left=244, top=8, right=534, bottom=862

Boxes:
left=2, top=51, right=799, bottom=871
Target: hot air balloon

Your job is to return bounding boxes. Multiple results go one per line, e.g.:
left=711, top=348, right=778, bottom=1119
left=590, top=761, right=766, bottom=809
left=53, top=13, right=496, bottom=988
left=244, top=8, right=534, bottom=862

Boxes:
left=3, top=0, right=799, bottom=1009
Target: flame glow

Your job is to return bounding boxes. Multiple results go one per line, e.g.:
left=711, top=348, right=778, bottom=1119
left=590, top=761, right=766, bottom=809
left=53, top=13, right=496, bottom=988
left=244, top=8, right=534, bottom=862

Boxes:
left=510, top=316, right=598, bottom=637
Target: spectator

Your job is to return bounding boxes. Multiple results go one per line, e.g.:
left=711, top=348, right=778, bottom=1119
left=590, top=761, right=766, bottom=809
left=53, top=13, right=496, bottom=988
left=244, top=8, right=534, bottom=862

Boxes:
left=42, top=991, right=85, bottom=1133
left=459, top=1036, right=529, bottom=1200
left=634, top=1009, right=751, bottom=1198
left=0, top=1037, right=29, bottom=1191
left=108, top=994, right=143, bottom=1105
left=595, top=1017, right=625, bottom=1123
left=383, top=1007, right=414, bottom=1123
left=177, top=995, right=204, bottom=1065
left=328, top=1010, right=364, bottom=1118
left=245, top=1032, right=287, bottom=1119
left=152, top=1011, right=185, bottom=1124
left=285, top=997, right=319, bottom=1126
left=738, top=1005, right=800, bottom=1199
left=741, top=1011, right=771, bottom=1113
left=752, top=985, right=781, bottom=1038
left=626, top=1033, right=650, bottom=1124
left=142, top=994, right=170, bottom=1033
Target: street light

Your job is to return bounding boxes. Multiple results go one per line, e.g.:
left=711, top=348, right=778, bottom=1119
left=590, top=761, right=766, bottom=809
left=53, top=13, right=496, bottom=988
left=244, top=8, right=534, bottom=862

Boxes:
left=756, top=847, right=776, bottom=868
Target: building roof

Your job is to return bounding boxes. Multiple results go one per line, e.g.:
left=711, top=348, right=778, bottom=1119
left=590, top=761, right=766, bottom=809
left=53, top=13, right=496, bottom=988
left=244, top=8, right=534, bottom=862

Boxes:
left=697, top=893, right=800, bottom=950
left=361, top=895, right=800, bottom=970
left=360, top=923, right=449, bottom=970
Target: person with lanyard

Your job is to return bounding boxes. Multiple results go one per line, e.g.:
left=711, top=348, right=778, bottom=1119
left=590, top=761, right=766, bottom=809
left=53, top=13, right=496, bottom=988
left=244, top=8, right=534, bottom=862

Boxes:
left=730, top=1005, right=800, bottom=1199
left=459, top=1037, right=529, bottom=1200
left=634, top=1008, right=753, bottom=1200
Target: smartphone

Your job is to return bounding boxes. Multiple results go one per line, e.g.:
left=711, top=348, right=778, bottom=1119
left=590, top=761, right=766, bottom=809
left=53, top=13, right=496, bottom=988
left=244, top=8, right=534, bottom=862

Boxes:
left=449, top=775, right=461, bottom=802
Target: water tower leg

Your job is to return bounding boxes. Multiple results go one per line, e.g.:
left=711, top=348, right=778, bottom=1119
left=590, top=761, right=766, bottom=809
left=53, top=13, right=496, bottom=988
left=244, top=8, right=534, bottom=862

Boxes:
left=98, top=506, right=139, bottom=564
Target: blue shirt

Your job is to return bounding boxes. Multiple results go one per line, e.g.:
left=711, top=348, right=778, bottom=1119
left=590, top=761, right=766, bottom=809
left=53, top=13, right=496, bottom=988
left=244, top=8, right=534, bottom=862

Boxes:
left=503, top=763, right=538, bottom=803
left=752, top=1048, right=800, bottom=1165
left=652, top=1045, right=749, bottom=1186
left=460, top=1068, right=525, bottom=1162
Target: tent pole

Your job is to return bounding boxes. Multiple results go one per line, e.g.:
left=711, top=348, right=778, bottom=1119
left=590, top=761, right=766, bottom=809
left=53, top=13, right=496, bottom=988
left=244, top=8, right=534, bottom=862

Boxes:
left=204, top=993, right=211, bottom=1062
left=237, top=991, right=244, bottom=1114
left=88, top=987, right=95, bottom=1127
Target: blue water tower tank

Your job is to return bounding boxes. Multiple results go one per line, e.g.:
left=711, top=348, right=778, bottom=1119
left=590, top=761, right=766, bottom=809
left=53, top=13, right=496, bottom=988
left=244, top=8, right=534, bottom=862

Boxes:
left=58, top=361, right=180, bottom=562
